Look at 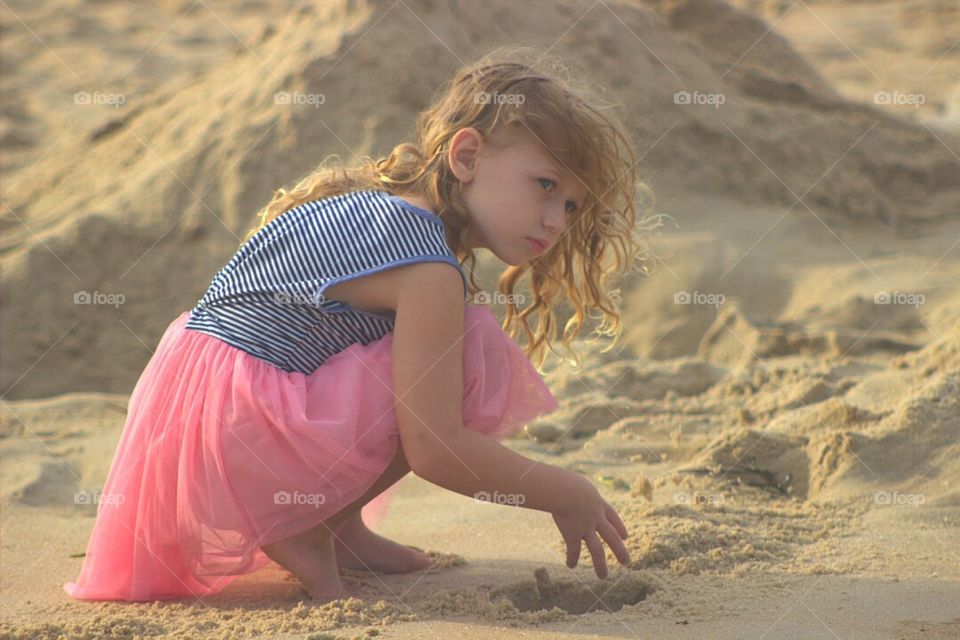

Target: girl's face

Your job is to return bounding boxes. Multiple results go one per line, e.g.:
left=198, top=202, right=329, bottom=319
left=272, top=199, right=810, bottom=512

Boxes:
left=449, top=127, right=586, bottom=267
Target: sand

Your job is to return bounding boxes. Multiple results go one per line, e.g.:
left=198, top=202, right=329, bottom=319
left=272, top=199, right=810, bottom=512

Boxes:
left=2, top=0, right=959, bottom=638
left=727, top=0, right=960, bottom=131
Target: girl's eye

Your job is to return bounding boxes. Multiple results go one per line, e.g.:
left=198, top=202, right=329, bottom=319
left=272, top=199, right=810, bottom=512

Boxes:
left=538, top=178, right=578, bottom=214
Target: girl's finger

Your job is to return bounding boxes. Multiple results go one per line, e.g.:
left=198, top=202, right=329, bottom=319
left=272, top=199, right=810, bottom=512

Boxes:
left=598, top=520, right=631, bottom=565
left=606, top=504, right=629, bottom=539
left=565, top=537, right=581, bottom=569
left=584, top=531, right=608, bottom=579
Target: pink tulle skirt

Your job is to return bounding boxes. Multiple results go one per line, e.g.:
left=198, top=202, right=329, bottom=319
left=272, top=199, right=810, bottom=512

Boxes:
left=64, top=304, right=558, bottom=601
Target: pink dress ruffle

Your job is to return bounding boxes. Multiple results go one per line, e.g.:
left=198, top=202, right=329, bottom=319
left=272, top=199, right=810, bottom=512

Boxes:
left=64, top=304, right=559, bottom=601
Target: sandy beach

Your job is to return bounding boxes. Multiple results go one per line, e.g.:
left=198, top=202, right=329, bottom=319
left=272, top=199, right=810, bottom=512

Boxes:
left=2, top=0, right=958, bottom=638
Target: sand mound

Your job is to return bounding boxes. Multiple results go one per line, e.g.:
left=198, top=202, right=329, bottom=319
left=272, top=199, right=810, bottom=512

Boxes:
left=682, top=427, right=811, bottom=497
left=527, top=357, right=725, bottom=447
left=647, top=0, right=959, bottom=225
left=525, top=312, right=958, bottom=592
left=613, top=501, right=863, bottom=576
left=698, top=302, right=921, bottom=368
left=622, top=208, right=960, bottom=363
left=549, top=357, right=726, bottom=401
left=673, top=333, right=958, bottom=502
left=726, top=0, right=960, bottom=131
left=3, top=0, right=959, bottom=399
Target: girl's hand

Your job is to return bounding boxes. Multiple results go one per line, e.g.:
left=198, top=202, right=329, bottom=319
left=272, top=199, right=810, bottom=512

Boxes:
left=551, top=477, right=631, bottom=578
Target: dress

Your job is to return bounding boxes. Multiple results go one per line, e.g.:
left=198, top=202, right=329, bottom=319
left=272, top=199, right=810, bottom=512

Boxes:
left=63, top=190, right=559, bottom=601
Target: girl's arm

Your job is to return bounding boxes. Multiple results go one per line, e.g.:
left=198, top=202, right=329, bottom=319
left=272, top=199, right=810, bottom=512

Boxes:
left=390, top=262, right=630, bottom=577
left=389, top=261, right=578, bottom=509
left=415, top=425, right=590, bottom=513
left=418, top=427, right=632, bottom=578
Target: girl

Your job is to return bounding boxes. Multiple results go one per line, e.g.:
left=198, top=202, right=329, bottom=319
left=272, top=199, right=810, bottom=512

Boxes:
left=64, top=47, right=657, bottom=603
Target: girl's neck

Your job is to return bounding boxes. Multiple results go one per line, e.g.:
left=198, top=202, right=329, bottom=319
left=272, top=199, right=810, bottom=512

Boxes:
left=392, top=191, right=436, bottom=216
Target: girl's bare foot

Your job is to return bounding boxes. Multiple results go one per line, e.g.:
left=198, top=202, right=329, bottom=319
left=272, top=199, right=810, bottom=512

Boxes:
left=261, top=527, right=344, bottom=601
left=333, top=512, right=435, bottom=573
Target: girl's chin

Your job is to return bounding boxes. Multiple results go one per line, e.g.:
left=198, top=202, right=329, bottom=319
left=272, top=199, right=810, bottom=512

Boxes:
left=496, top=250, right=527, bottom=268
left=495, top=241, right=535, bottom=267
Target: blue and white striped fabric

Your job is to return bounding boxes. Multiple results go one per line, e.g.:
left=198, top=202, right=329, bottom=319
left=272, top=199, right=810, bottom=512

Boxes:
left=185, top=189, right=467, bottom=374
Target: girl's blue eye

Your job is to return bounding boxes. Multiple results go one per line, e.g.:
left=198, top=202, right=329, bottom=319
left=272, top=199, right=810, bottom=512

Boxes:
left=538, top=178, right=578, bottom=214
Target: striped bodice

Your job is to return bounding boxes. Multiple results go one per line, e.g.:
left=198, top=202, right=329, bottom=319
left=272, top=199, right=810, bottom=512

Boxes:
left=184, top=190, right=467, bottom=374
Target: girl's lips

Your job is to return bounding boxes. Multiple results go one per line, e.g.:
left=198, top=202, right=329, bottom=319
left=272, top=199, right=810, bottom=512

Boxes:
left=527, top=237, right=547, bottom=254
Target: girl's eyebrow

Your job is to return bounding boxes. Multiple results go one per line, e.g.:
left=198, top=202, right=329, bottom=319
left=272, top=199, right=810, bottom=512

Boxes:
left=541, top=164, right=572, bottom=188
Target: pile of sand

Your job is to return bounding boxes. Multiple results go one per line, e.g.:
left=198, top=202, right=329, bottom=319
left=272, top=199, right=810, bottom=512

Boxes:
left=2, top=0, right=959, bottom=399
left=726, top=0, right=960, bottom=131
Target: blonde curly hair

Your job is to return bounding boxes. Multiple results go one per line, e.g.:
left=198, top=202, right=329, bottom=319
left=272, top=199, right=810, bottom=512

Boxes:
left=241, top=45, right=662, bottom=371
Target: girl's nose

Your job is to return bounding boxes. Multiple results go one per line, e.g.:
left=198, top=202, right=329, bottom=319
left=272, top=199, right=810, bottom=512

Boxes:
left=544, top=206, right=566, bottom=240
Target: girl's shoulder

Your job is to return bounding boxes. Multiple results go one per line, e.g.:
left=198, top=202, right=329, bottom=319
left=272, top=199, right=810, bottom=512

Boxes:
left=349, top=190, right=445, bottom=229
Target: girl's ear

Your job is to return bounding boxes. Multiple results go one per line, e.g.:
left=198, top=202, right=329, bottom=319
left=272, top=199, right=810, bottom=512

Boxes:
left=448, top=127, right=482, bottom=183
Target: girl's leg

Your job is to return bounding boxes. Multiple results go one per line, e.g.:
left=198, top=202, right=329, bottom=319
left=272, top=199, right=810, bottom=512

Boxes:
left=261, top=443, right=428, bottom=597
left=260, top=515, right=342, bottom=600
left=323, top=442, right=414, bottom=534
left=312, top=444, right=435, bottom=573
